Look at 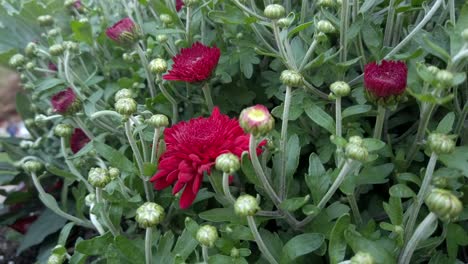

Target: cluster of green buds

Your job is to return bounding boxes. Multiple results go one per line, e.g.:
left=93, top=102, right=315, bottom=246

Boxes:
left=9, top=54, right=26, bottom=68
left=427, top=133, right=455, bottom=155
left=345, top=136, right=368, bottom=162
left=215, top=153, right=240, bottom=174
left=330, top=81, right=351, bottom=98
left=280, top=70, right=303, bottom=87
left=234, top=194, right=260, bottom=217
left=196, top=225, right=219, bottom=248
left=135, top=202, right=165, bottom=228
left=425, top=188, right=463, bottom=222
left=88, top=167, right=111, bottom=188
left=264, top=4, right=285, bottom=20
left=148, top=58, right=168, bottom=74
left=146, top=114, right=169, bottom=128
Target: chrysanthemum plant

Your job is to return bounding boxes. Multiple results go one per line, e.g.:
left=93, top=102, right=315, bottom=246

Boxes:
left=0, top=0, right=467, bottom=263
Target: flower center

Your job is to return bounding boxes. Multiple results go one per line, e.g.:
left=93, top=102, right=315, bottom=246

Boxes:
left=247, top=109, right=267, bottom=122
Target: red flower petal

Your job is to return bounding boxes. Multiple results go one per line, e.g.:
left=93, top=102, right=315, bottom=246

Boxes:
left=176, top=0, right=184, bottom=11
left=106, top=17, right=137, bottom=43
left=364, top=60, right=408, bottom=98
left=70, top=128, right=90, bottom=154
left=163, top=42, right=221, bottom=83
left=150, top=107, right=261, bottom=209
left=51, top=88, right=77, bottom=114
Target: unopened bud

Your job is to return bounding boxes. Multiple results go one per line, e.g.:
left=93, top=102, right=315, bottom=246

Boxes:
left=239, top=105, right=275, bottom=137
left=49, top=44, right=65, bottom=56
left=196, top=225, right=219, bottom=248
left=330, top=81, right=350, bottom=97
left=425, top=188, right=463, bottom=221
left=135, top=202, right=165, bottom=228
left=156, top=34, right=168, bottom=43
left=317, top=20, right=335, bottom=33
left=427, top=133, right=455, bottom=155
left=108, top=167, right=120, bottom=180
left=234, top=194, right=260, bottom=217
left=318, top=0, right=336, bottom=8
left=264, top=4, right=285, bottom=20
left=351, top=251, right=374, bottom=264
left=345, top=136, right=368, bottom=162
left=48, top=28, right=61, bottom=37
left=115, top=89, right=133, bottom=101
left=149, top=58, right=167, bottom=74
left=160, top=14, right=173, bottom=25
left=427, top=65, right=440, bottom=76
left=54, top=124, right=73, bottom=137
left=277, top=17, right=293, bottom=28
left=85, top=193, right=96, bottom=207
left=38, top=15, right=54, bottom=27
left=435, top=70, right=454, bottom=88
left=9, top=54, right=26, bottom=67
left=280, top=70, right=303, bottom=87
left=115, top=98, right=137, bottom=116
left=146, top=114, right=169, bottom=128
left=23, top=160, right=43, bottom=173
left=88, top=167, right=111, bottom=188
left=461, top=28, right=468, bottom=42
left=215, top=153, right=240, bottom=174
left=25, top=42, right=38, bottom=57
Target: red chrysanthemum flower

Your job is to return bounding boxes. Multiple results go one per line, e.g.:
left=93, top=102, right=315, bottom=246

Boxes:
left=73, top=0, right=82, bottom=10
left=70, top=128, right=90, bottom=154
left=51, top=87, right=80, bottom=115
left=163, top=42, right=221, bottom=83
left=105, top=17, right=139, bottom=45
left=48, top=62, right=58, bottom=72
left=176, top=0, right=184, bottom=11
left=150, top=107, right=261, bottom=209
left=364, top=60, right=408, bottom=98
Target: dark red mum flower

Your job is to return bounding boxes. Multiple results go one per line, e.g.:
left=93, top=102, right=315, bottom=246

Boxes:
left=51, top=88, right=80, bottom=115
left=364, top=60, right=408, bottom=98
left=70, top=128, right=90, bottom=154
left=48, top=62, right=58, bottom=72
left=9, top=215, right=38, bottom=234
left=105, top=17, right=139, bottom=45
left=150, top=107, right=261, bottom=209
left=73, top=0, right=82, bottom=10
left=163, top=42, right=221, bottom=83
left=176, top=0, right=184, bottom=11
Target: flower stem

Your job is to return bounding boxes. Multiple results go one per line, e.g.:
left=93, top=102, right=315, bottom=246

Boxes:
left=298, top=160, right=355, bottom=228
left=202, top=83, right=214, bottom=112
left=347, top=194, right=362, bottom=225
left=299, top=38, right=318, bottom=71
left=95, top=187, right=119, bottom=236
left=145, top=227, right=153, bottom=264
left=339, top=0, right=350, bottom=62
left=405, top=103, right=435, bottom=168
left=383, top=0, right=396, bottom=46
left=335, top=97, right=344, bottom=164
left=202, top=245, right=209, bottom=263
left=135, top=44, right=156, bottom=97
left=399, top=212, right=438, bottom=264
left=186, top=6, right=192, bottom=44
left=30, top=172, right=94, bottom=229
left=247, top=215, right=279, bottom=264
left=156, top=76, right=178, bottom=124
left=404, top=152, right=438, bottom=240
left=151, top=128, right=161, bottom=164
left=63, top=51, right=85, bottom=101
left=279, top=85, right=292, bottom=199
left=373, top=105, right=386, bottom=139
left=60, top=138, right=93, bottom=193
left=272, top=22, right=294, bottom=69
left=222, top=172, right=236, bottom=204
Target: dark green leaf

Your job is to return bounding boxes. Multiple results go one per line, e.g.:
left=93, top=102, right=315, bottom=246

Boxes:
left=329, top=214, right=350, bottom=264
left=279, top=195, right=310, bottom=212
left=281, top=233, right=324, bottom=262
left=71, top=21, right=93, bottom=45
left=76, top=233, right=113, bottom=255
left=94, top=141, right=137, bottom=173
left=389, top=184, right=416, bottom=198
left=344, top=228, right=395, bottom=263
left=304, top=100, right=335, bottom=134
left=305, top=153, right=330, bottom=204
left=438, top=147, right=468, bottom=177
left=342, top=105, right=372, bottom=119
left=436, top=112, right=455, bottom=134
left=114, top=235, right=145, bottom=264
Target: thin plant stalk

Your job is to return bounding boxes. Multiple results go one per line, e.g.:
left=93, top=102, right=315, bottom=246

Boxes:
left=222, top=172, right=236, bottom=204
left=247, top=216, right=279, bottom=264
left=339, top=0, right=350, bottom=62
left=202, top=245, right=209, bottom=263
left=156, top=76, right=178, bottom=124
left=135, top=44, right=156, bottom=97
left=202, top=83, right=214, bottom=112
left=151, top=128, right=161, bottom=164
left=373, top=105, right=386, bottom=139
left=279, top=85, right=292, bottom=199
left=95, top=187, right=119, bottom=236
left=60, top=138, right=93, bottom=192
left=145, top=227, right=153, bottom=264
left=405, top=103, right=436, bottom=168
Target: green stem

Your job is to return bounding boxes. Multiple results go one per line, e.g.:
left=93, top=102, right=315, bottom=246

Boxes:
left=405, top=103, right=435, bottom=168
left=131, top=116, right=149, bottom=162
left=186, top=6, right=192, bottom=44
left=202, top=83, right=214, bottom=112
left=298, top=160, right=355, bottom=228
left=151, top=128, right=161, bottom=164
left=299, top=38, right=318, bottom=71
left=145, top=227, right=153, bottom=264
left=95, top=187, right=119, bottom=236
left=91, top=110, right=122, bottom=120
left=303, top=79, right=329, bottom=99
left=272, top=22, right=293, bottom=69
left=31, top=172, right=94, bottom=228
left=63, top=51, right=85, bottom=101
left=373, top=105, right=386, bottom=139
left=135, top=45, right=156, bottom=97
left=202, top=245, right=209, bottom=263
left=347, top=194, right=362, bottom=225
left=339, top=0, right=350, bottom=62
left=399, top=213, right=438, bottom=264
left=383, top=0, right=396, bottom=46
left=247, top=216, right=279, bottom=264
left=222, top=172, right=236, bottom=204
left=279, top=85, right=292, bottom=199
left=232, top=0, right=267, bottom=20
left=60, top=138, right=93, bottom=193
left=156, top=76, right=178, bottom=124
left=404, top=152, right=438, bottom=240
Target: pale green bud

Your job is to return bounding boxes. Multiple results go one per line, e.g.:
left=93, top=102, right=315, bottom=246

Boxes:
left=88, top=167, right=111, bottom=188
left=135, top=202, right=165, bottom=228
left=215, top=153, right=240, bottom=174
left=425, top=188, right=463, bottom=222
left=280, top=70, right=303, bottom=87
left=330, top=81, right=350, bottom=97
left=264, top=4, right=285, bottom=20
left=148, top=58, right=167, bottom=74
left=196, top=225, right=219, bottom=248
left=49, top=44, right=65, bottom=56
left=54, top=124, right=73, bottom=137
left=115, top=98, right=137, bottom=116
left=234, top=194, right=260, bottom=217
left=146, top=114, right=169, bottom=128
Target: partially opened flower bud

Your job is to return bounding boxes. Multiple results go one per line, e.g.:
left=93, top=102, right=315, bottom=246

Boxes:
left=115, top=98, right=137, bottom=116
left=196, top=225, right=218, bottom=247
left=351, top=251, right=375, bottom=264
left=364, top=60, right=407, bottom=106
left=88, top=167, right=111, bottom=188
left=9, top=54, right=26, bottom=67
left=345, top=136, right=368, bottom=162
left=51, top=88, right=81, bottom=115
left=54, top=124, right=73, bottom=137
left=49, top=44, right=65, bottom=56
left=135, top=202, right=165, bottom=228
left=280, top=70, right=303, bottom=87
left=425, top=188, right=463, bottom=221
left=264, top=4, right=285, bottom=20
left=239, top=105, right=275, bottom=137
left=115, top=89, right=133, bottom=101
left=23, top=160, right=43, bottom=173
left=38, top=15, right=54, bottom=27
left=330, top=81, right=350, bottom=97
left=149, top=58, right=167, bottom=74
left=106, top=17, right=140, bottom=46
left=234, top=194, right=260, bottom=217
left=108, top=167, right=120, bottom=180
left=316, top=20, right=335, bottom=33
left=146, top=114, right=169, bottom=128
left=216, top=153, right=240, bottom=174
left=427, top=133, right=455, bottom=155
left=435, top=70, right=454, bottom=88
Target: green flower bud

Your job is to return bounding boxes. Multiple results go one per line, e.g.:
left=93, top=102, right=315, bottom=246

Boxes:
left=156, top=34, right=168, bottom=43
left=318, top=0, right=336, bottom=8
left=23, top=160, right=43, bottom=173
left=425, top=188, right=463, bottom=221
left=351, top=251, right=375, bottom=264
left=115, top=98, right=137, bottom=116
left=280, top=70, right=303, bottom=87
left=9, top=54, right=26, bottom=67
left=230, top=248, right=240, bottom=258
left=122, top=53, right=134, bottom=63
left=348, top=135, right=364, bottom=146
left=264, top=4, right=285, bottom=20
left=316, top=20, right=335, bottom=33
left=160, top=14, right=173, bottom=25
left=85, top=193, right=96, bottom=207
left=25, top=62, right=35, bottom=70
left=183, top=0, right=200, bottom=7
left=25, top=42, right=38, bottom=57
left=64, top=41, right=79, bottom=52
left=234, top=194, right=260, bottom=217
left=49, top=44, right=65, bottom=56
left=427, top=133, right=455, bottom=155
left=79, top=18, right=89, bottom=23
left=345, top=137, right=368, bottom=162
left=148, top=58, right=167, bottom=74
left=277, top=17, right=293, bottom=28
left=54, top=124, right=73, bottom=137
left=239, top=105, right=275, bottom=137
left=108, top=167, right=120, bottom=180
left=47, top=253, right=65, bottom=264
left=426, top=65, right=440, bottom=76
left=215, top=153, right=240, bottom=174
left=38, top=15, right=54, bottom=27
left=330, top=81, right=350, bottom=97
left=135, top=202, right=165, bottom=228
left=196, top=225, right=219, bottom=248
left=146, top=114, right=169, bottom=128
left=24, top=82, right=35, bottom=90
left=20, top=140, right=33, bottom=149
left=115, top=89, right=133, bottom=101
left=461, top=28, right=468, bottom=42
left=48, top=28, right=61, bottom=37
left=435, top=70, right=454, bottom=88
left=432, top=176, right=448, bottom=188
left=88, top=167, right=111, bottom=188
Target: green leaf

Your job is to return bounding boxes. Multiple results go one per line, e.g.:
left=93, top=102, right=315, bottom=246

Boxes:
left=305, top=153, right=330, bottom=204
left=58, top=223, right=75, bottom=246
left=287, top=21, right=313, bottom=38
left=326, top=202, right=350, bottom=221
left=422, top=35, right=451, bottom=62
left=355, top=163, right=394, bottom=186
left=383, top=197, right=403, bottom=226
left=46, top=164, right=78, bottom=180
left=71, top=21, right=93, bottom=45
left=436, top=112, right=455, bottom=134
left=172, top=222, right=199, bottom=260
left=304, top=99, right=335, bottom=134
left=344, top=228, right=395, bottom=264
left=35, top=78, right=65, bottom=93
left=93, top=141, right=137, bottom=173
left=15, top=92, right=33, bottom=120
left=76, top=233, right=113, bottom=256
left=281, top=233, right=324, bottom=263
left=143, top=162, right=157, bottom=177
left=17, top=209, right=67, bottom=254
left=389, top=184, right=416, bottom=198
left=199, top=208, right=239, bottom=223
left=241, top=153, right=260, bottom=185
left=279, top=195, right=310, bottom=212
left=114, top=235, right=145, bottom=264
left=446, top=223, right=468, bottom=259
left=286, top=134, right=301, bottom=179
left=329, top=214, right=351, bottom=264
left=438, top=147, right=468, bottom=177
left=342, top=105, right=372, bottom=119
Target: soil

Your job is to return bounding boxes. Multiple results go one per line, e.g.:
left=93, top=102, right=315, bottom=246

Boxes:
left=0, top=227, right=38, bottom=264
